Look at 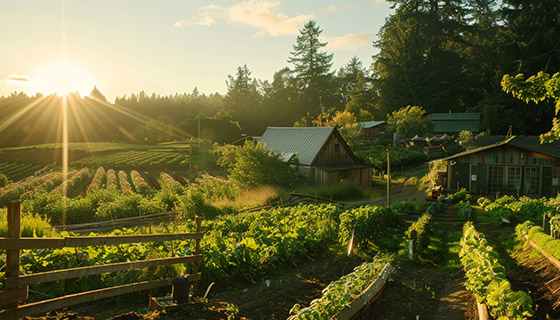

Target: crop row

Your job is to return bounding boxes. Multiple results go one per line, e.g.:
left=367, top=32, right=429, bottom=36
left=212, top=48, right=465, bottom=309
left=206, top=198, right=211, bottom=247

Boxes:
left=289, top=255, right=393, bottom=320
left=72, top=150, right=189, bottom=168
left=0, top=204, right=398, bottom=296
left=516, top=221, right=560, bottom=262
left=0, top=161, right=43, bottom=182
left=0, top=171, right=67, bottom=206
left=459, top=222, right=534, bottom=319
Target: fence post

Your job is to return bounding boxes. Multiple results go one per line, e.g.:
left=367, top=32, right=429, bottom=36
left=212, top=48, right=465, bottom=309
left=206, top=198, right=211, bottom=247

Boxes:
left=410, top=229, right=417, bottom=261
left=192, top=216, right=202, bottom=294
left=4, top=200, right=23, bottom=309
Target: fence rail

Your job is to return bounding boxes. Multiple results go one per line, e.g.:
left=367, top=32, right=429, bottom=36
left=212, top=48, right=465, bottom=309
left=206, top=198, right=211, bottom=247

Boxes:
left=0, top=200, right=204, bottom=320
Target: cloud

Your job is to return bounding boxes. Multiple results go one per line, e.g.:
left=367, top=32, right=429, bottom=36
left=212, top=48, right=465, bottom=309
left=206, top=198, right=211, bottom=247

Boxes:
left=344, top=3, right=356, bottom=10
left=174, top=15, right=215, bottom=27
left=199, top=4, right=223, bottom=12
left=229, top=1, right=314, bottom=36
left=326, top=5, right=339, bottom=13
left=371, top=0, right=386, bottom=4
left=324, top=33, right=374, bottom=51
left=175, top=1, right=314, bottom=37
left=5, top=74, right=31, bottom=83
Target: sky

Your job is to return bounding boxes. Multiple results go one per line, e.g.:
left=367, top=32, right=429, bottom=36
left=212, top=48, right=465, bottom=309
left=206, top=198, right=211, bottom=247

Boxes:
left=0, top=0, right=393, bottom=101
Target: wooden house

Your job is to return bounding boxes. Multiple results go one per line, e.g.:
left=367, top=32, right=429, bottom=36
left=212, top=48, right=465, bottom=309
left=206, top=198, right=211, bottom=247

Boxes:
left=439, top=136, right=560, bottom=197
left=359, top=121, right=387, bottom=139
left=259, top=127, right=372, bottom=187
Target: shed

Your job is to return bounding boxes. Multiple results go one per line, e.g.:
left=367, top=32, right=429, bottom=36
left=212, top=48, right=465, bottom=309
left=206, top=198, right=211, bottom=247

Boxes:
left=260, top=127, right=372, bottom=187
left=438, top=136, right=560, bottom=197
left=430, top=113, right=481, bottom=134
left=359, top=121, right=387, bottom=138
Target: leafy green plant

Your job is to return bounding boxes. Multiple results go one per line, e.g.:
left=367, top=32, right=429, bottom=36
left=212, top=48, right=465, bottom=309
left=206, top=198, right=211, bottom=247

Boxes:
left=288, top=254, right=393, bottom=320
left=406, top=213, right=432, bottom=258
left=459, top=222, right=534, bottom=319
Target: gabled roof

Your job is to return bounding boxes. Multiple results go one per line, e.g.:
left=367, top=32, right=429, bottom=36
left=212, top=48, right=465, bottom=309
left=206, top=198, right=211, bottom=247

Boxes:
left=360, top=121, right=387, bottom=129
left=430, top=112, right=481, bottom=133
left=430, top=113, right=481, bottom=120
left=259, top=127, right=336, bottom=166
left=440, top=136, right=560, bottom=161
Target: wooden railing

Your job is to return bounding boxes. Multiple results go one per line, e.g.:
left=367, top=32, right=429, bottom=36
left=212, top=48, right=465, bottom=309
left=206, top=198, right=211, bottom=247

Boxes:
left=0, top=200, right=204, bottom=319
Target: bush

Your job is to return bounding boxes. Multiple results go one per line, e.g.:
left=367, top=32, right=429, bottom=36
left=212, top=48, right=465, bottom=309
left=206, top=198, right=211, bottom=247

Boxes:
left=450, top=188, right=471, bottom=203
left=455, top=202, right=473, bottom=220
left=353, top=144, right=427, bottom=170
left=220, top=141, right=298, bottom=189
left=406, top=213, right=432, bottom=258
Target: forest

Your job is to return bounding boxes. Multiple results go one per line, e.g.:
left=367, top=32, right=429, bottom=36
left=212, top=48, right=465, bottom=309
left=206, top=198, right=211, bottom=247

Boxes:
left=0, top=0, right=559, bottom=148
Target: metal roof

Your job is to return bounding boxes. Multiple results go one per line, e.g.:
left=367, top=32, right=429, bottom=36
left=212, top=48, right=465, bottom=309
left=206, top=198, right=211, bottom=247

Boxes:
left=259, top=127, right=336, bottom=166
left=432, top=121, right=480, bottom=133
left=360, top=121, right=387, bottom=129
left=440, top=136, right=560, bottom=161
left=430, top=113, right=481, bottom=120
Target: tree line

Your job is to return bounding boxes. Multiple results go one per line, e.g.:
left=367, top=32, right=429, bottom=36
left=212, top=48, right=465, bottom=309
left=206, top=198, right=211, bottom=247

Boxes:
left=0, top=0, right=558, bottom=147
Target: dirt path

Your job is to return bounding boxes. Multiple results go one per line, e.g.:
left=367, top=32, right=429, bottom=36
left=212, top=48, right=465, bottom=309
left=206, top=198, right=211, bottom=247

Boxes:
left=357, top=221, right=476, bottom=320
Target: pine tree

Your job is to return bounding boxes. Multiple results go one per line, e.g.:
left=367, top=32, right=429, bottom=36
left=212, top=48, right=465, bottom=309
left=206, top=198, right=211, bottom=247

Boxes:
left=288, top=20, right=340, bottom=116
left=288, top=20, right=333, bottom=90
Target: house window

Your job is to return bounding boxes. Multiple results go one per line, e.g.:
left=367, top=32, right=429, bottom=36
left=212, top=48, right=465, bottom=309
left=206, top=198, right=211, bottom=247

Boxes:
left=335, top=144, right=341, bottom=153
left=524, top=167, right=539, bottom=196
left=488, top=165, right=504, bottom=194
left=507, top=167, right=522, bottom=194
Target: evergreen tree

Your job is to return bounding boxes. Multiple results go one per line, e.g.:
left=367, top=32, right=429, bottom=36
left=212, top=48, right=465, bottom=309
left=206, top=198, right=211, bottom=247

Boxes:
left=224, top=65, right=263, bottom=134
left=288, top=20, right=339, bottom=115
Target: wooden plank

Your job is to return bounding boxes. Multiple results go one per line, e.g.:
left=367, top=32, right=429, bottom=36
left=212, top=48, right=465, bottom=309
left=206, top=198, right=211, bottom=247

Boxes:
left=0, top=232, right=204, bottom=250
left=4, top=255, right=202, bottom=288
left=333, top=263, right=392, bottom=320
left=5, top=200, right=21, bottom=309
left=0, top=286, right=28, bottom=307
left=525, top=236, right=560, bottom=270
left=0, top=274, right=200, bottom=319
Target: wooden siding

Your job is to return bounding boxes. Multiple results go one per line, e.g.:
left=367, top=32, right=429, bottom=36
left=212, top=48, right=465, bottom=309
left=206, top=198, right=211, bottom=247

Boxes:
left=449, top=144, right=560, bottom=197
left=313, top=134, right=355, bottom=165
left=362, top=125, right=386, bottom=138
left=311, top=167, right=372, bottom=187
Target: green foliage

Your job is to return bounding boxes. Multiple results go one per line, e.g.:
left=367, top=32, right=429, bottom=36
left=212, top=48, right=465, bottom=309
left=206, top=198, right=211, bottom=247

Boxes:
left=455, top=202, right=473, bottom=220
left=386, top=106, right=434, bottom=138
left=459, top=222, right=534, bottom=319
left=518, top=223, right=560, bottom=263
left=338, top=205, right=404, bottom=251
left=449, top=188, right=472, bottom=203
left=502, top=72, right=560, bottom=143
left=0, top=209, right=56, bottom=237
left=220, top=141, right=297, bottom=189
left=0, top=173, right=10, bottom=188
left=289, top=254, right=393, bottom=320
left=482, top=195, right=548, bottom=222
left=406, top=213, right=432, bottom=258
left=352, top=144, right=427, bottom=170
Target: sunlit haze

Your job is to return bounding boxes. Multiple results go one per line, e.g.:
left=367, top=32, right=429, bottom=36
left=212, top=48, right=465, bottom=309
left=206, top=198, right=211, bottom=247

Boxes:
left=0, top=1, right=392, bottom=100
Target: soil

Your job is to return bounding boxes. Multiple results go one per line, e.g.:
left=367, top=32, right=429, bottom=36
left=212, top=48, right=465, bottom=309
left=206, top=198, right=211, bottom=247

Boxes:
left=477, top=224, right=560, bottom=319
left=357, top=261, right=476, bottom=320
left=23, top=254, right=363, bottom=320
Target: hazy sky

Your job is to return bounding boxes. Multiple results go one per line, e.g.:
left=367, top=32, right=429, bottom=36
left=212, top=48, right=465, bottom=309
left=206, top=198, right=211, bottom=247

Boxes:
left=0, top=0, right=393, bottom=100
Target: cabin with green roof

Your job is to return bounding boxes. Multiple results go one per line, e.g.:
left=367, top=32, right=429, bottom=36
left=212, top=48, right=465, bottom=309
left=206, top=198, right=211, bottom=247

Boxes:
left=438, top=136, right=560, bottom=197
left=430, top=112, right=481, bottom=134
left=259, top=127, right=372, bottom=187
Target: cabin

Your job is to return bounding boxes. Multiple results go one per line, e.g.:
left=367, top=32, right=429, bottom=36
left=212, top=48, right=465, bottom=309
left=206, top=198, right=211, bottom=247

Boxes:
left=359, top=121, right=387, bottom=139
left=259, top=127, right=372, bottom=187
left=430, top=113, right=481, bottom=134
left=438, top=136, right=560, bottom=197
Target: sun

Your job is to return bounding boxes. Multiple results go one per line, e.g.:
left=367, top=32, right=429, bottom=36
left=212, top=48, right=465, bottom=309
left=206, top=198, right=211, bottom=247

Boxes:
left=33, top=61, right=96, bottom=96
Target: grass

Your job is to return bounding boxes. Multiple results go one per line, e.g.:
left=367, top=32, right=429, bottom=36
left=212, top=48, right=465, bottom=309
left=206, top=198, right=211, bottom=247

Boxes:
left=211, top=185, right=283, bottom=210
left=0, top=208, right=57, bottom=237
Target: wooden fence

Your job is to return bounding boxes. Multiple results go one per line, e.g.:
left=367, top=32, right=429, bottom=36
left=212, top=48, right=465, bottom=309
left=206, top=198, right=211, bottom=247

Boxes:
left=0, top=200, right=204, bottom=319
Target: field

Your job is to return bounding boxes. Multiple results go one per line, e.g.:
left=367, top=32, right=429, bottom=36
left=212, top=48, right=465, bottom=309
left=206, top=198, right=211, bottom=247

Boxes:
left=1, top=143, right=560, bottom=319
